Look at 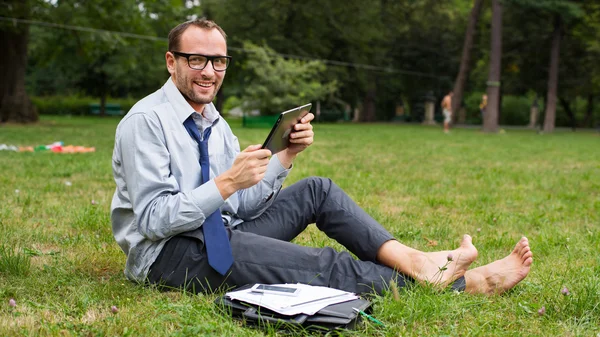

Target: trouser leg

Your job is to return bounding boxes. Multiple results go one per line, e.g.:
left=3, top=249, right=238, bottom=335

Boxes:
left=236, top=177, right=394, bottom=262
left=236, top=177, right=465, bottom=293
left=226, top=230, right=406, bottom=295
left=231, top=177, right=406, bottom=294
left=147, top=232, right=465, bottom=295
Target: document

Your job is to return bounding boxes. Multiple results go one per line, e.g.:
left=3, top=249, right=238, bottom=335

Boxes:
left=225, top=283, right=358, bottom=316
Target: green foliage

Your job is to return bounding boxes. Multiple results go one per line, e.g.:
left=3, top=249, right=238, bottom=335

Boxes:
left=505, top=0, right=584, bottom=21
left=5, top=0, right=600, bottom=124
left=464, top=91, right=486, bottom=123
left=25, top=0, right=186, bottom=99
left=500, top=95, right=533, bottom=125
left=240, top=42, right=338, bottom=115
left=463, top=91, right=534, bottom=126
left=30, top=96, right=92, bottom=116
left=206, top=0, right=472, bottom=119
left=221, top=96, right=243, bottom=116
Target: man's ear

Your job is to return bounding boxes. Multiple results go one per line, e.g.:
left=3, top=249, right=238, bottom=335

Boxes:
left=166, top=51, right=175, bottom=75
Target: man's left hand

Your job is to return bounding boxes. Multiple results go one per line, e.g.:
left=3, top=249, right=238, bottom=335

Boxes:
left=277, top=112, right=314, bottom=167
left=287, top=112, right=314, bottom=154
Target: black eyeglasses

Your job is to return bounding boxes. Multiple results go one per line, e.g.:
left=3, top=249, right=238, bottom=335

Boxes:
left=171, top=51, right=232, bottom=71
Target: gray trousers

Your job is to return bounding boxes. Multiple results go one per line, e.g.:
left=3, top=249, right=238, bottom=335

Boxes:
left=148, top=177, right=465, bottom=295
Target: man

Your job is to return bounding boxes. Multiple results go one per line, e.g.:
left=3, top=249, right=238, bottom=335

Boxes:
left=441, top=91, right=453, bottom=133
left=111, top=19, right=533, bottom=296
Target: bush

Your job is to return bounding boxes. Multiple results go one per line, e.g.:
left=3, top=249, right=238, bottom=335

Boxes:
left=464, top=91, right=485, bottom=123
left=31, top=96, right=139, bottom=116
left=31, top=96, right=93, bottom=115
left=500, top=95, right=531, bottom=126
left=110, top=97, right=138, bottom=114
left=222, top=96, right=243, bottom=116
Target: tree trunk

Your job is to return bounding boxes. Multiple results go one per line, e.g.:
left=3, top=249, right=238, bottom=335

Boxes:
left=543, top=15, right=562, bottom=133
left=558, top=97, right=576, bottom=131
left=361, top=84, right=377, bottom=122
left=451, top=0, right=484, bottom=118
left=100, top=71, right=107, bottom=117
left=100, top=91, right=107, bottom=117
left=0, top=1, right=38, bottom=124
left=484, top=0, right=502, bottom=133
left=215, top=87, right=224, bottom=113
left=583, top=94, right=593, bottom=128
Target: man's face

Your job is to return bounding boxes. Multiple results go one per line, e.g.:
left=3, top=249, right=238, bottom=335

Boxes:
left=166, top=26, right=227, bottom=112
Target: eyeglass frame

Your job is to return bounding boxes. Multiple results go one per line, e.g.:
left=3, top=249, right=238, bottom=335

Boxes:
left=170, top=51, right=232, bottom=72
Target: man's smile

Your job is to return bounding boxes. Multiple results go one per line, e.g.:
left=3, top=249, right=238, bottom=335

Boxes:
left=194, top=81, right=213, bottom=88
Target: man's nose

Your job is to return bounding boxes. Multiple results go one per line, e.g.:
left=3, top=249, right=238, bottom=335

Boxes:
left=200, top=61, right=216, bottom=76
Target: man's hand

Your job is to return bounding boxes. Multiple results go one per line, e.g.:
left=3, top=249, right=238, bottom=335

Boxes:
left=215, top=145, right=271, bottom=199
left=278, top=112, right=315, bottom=167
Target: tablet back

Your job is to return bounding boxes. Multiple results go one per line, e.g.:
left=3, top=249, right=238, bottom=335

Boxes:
left=262, top=103, right=312, bottom=154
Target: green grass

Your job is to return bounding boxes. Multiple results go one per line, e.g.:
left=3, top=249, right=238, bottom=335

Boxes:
left=1, top=116, right=599, bottom=336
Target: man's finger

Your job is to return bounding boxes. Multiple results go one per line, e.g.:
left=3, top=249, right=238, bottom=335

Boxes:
left=290, top=137, right=313, bottom=145
left=300, top=113, right=315, bottom=123
left=248, top=149, right=272, bottom=158
left=294, top=122, right=313, bottom=131
left=243, top=144, right=264, bottom=152
left=290, top=130, right=313, bottom=139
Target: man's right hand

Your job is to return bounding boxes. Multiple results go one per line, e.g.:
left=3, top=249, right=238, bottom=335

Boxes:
left=215, top=144, right=272, bottom=199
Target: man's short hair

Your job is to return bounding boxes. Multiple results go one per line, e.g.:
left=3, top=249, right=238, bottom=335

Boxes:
left=168, top=18, right=227, bottom=52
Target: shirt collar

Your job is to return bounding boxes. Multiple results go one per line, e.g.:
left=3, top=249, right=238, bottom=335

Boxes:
left=162, top=77, right=221, bottom=125
left=201, top=103, right=219, bottom=125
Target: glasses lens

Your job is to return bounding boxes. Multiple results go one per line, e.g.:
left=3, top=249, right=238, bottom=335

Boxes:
left=188, top=55, right=208, bottom=70
left=212, top=57, right=229, bottom=71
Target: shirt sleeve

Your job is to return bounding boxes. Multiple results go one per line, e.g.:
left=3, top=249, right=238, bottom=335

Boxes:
left=236, top=154, right=291, bottom=220
left=116, top=113, right=223, bottom=241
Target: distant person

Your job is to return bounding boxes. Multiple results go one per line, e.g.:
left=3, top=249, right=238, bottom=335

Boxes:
left=480, top=94, right=488, bottom=123
left=441, top=91, right=453, bottom=133
left=110, top=18, right=533, bottom=297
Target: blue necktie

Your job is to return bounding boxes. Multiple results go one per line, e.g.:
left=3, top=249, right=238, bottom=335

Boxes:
left=183, top=116, right=233, bottom=276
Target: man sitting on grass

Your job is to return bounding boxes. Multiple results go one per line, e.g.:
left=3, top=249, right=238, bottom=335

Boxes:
left=110, top=18, right=533, bottom=296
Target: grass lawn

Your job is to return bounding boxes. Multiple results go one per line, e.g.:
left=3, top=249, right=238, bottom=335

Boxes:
left=1, top=116, right=599, bottom=336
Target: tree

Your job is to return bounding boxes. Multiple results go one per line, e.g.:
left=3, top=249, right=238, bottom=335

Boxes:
left=33, top=1, right=176, bottom=116
left=484, top=0, right=503, bottom=133
left=0, top=0, right=38, bottom=123
left=543, top=14, right=562, bottom=133
left=206, top=0, right=469, bottom=122
left=451, top=0, right=485, bottom=121
left=504, top=0, right=583, bottom=131
left=22, top=0, right=191, bottom=115
left=240, top=42, right=338, bottom=115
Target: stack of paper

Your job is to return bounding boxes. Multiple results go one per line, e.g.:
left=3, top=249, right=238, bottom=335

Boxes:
left=225, top=283, right=358, bottom=316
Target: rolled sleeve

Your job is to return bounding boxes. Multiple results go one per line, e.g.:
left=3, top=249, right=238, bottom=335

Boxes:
left=189, top=179, right=224, bottom=216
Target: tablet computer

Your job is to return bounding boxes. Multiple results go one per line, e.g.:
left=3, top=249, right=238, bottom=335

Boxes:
left=262, top=103, right=312, bottom=155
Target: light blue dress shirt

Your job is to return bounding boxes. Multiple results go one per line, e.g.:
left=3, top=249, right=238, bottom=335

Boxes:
left=111, top=78, right=291, bottom=282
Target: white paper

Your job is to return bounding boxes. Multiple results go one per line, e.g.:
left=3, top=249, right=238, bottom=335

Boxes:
left=226, top=283, right=358, bottom=316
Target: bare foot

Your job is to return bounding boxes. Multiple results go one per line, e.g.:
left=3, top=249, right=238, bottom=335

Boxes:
left=464, top=237, right=533, bottom=295
left=409, top=234, right=478, bottom=287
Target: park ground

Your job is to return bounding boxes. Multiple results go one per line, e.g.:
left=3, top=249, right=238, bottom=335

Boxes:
left=0, top=116, right=599, bottom=336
